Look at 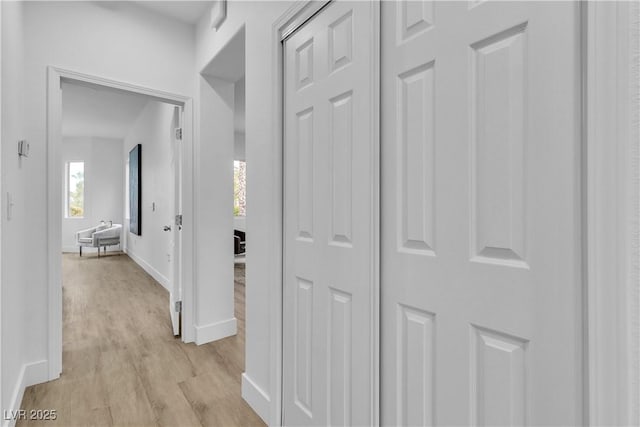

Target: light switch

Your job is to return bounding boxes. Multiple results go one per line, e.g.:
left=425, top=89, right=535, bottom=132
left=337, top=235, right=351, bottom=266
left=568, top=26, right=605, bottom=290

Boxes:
left=18, top=140, right=29, bottom=157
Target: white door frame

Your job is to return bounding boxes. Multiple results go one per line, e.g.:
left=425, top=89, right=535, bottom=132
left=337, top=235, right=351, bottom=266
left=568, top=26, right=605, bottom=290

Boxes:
left=0, top=2, right=4, bottom=416
left=271, top=1, right=380, bottom=425
left=46, top=66, right=196, bottom=380
left=269, top=1, right=639, bottom=426
left=586, top=2, right=639, bottom=425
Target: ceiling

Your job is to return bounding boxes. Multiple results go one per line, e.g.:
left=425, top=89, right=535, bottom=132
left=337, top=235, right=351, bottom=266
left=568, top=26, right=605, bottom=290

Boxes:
left=62, top=82, right=149, bottom=139
left=132, top=1, right=213, bottom=25
left=202, top=27, right=245, bottom=81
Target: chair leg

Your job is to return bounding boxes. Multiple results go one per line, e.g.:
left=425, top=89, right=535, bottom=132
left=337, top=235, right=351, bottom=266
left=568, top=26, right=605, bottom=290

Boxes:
left=79, top=246, right=82, bottom=257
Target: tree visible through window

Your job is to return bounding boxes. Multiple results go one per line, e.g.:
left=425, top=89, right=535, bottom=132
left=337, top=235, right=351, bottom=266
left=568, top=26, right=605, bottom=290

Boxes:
left=67, top=161, right=84, bottom=217
left=234, top=160, right=246, bottom=216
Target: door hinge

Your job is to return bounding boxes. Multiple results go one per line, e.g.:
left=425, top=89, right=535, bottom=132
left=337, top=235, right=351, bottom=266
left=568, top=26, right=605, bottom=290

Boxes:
left=175, top=214, right=183, bottom=227
left=175, top=127, right=183, bottom=141
left=175, top=300, right=182, bottom=313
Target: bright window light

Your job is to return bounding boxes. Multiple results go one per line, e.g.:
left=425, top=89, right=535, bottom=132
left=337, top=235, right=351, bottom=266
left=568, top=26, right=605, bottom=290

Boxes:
left=67, top=161, right=84, bottom=218
left=234, top=160, right=246, bottom=217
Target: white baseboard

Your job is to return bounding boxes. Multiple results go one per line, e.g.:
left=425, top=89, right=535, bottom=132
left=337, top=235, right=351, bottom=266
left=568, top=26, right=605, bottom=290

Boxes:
left=241, top=373, right=270, bottom=424
left=124, top=249, right=170, bottom=292
left=194, top=317, right=237, bottom=345
left=3, top=360, right=48, bottom=427
left=62, top=246, right=78, bottom=253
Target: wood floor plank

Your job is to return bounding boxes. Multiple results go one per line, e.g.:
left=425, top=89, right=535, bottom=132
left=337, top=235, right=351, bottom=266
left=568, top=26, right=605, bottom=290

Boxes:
left=135, top=367, right=203, bottom=427
left=178, top=371, right=264, bottom=427
left=18, top=254, right=264, bottom=427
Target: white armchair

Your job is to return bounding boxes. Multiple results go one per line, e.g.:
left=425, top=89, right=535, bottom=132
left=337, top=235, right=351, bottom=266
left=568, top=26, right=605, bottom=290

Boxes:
left=76, top=223, right=122, bottom=257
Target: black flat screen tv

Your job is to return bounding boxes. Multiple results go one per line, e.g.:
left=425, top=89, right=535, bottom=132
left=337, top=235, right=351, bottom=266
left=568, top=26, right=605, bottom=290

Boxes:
left=129, top=144, right=142, bottom=235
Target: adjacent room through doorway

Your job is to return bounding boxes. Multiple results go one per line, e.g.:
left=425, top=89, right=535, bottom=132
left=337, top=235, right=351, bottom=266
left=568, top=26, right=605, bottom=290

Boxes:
left=233, top=75, right=248, bottom=352
left=20, top=70, right=263, bottom=425
left=58, top=79, right=184, bottom=334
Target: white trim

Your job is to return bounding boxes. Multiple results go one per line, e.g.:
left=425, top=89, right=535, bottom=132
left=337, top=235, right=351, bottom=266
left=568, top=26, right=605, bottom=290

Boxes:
left=191, top=78, right=200, bottom=345
left=56, top=69, right=189, bottom=106
left=46, top=66, right=196, bottom=381
left=241, top=373, right=271, bottom=424
left=629, top=4, right=640, bottom=423
left=270, top=1, right=380, bottom=425
left=587, top=2, right=640, bottom=426
left=47, top=67, right=63, bottom=381
left=369, top=3, right=381, bottom=424
left=181, top=99, right=196, bottom=344
left=0, top=2, right=4, bottom=416
left=194, top=317, right=237, bottom=345
left=124, top=249, right=170, bottom=292
left=278, top=1, right=330, bottom=42
left=2, top=360, right=48, bottom=427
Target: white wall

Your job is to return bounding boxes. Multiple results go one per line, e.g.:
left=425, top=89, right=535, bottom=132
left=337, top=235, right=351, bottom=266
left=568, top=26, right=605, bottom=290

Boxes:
left=196, top=75, right=237, bottom=343
left=19, top=0, right=195, bottom=391
left=123, top=101, right=176, bottom=290
left=234, top=216, right=246, bottom=232
left=61, top=137, right=123, bottom=253
left=234, top=76, right=246, bottom=161
left=234, top=131, right=246, bottom=161
left=1, top=0, right=30, bottom=419
left=196, top=2, right=293, bottom=423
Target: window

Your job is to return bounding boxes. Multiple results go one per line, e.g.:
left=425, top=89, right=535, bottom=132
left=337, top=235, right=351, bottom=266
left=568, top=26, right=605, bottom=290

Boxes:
left=66, top=161, right=84, bottom=218
left=234, top=160, right=246, bottom=216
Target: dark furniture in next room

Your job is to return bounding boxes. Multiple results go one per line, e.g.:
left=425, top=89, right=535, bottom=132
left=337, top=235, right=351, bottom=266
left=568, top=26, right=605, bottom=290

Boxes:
left=234, top=229, right=246, bottom=256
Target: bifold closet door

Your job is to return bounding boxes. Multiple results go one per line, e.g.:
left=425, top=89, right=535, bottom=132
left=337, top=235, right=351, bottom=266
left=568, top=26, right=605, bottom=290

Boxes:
left=282, top=1, right=376, bottom=426
left=381, top=1, right=583, bottom=425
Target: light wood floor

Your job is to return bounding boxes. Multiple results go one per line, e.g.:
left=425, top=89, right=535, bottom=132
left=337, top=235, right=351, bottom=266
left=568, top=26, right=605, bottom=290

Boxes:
left=19, top=253, right=265, bottom=427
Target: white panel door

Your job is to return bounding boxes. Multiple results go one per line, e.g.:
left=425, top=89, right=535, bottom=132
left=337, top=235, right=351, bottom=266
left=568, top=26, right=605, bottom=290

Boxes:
left=169, top=106, right=182, bottom=336
left=283, top=2, right=375, bottom=425
left=381, top=1, right=582, bottom=426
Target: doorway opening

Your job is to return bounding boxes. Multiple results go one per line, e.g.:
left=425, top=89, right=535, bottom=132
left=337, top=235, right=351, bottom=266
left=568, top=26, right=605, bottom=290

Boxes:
left=46, top=67, right=194, bottom=380
left=60, top=79, right=183, bottom=340
left=233, top=76, right=248, bottom=349
left=33, top=68, right=263, bottom=425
